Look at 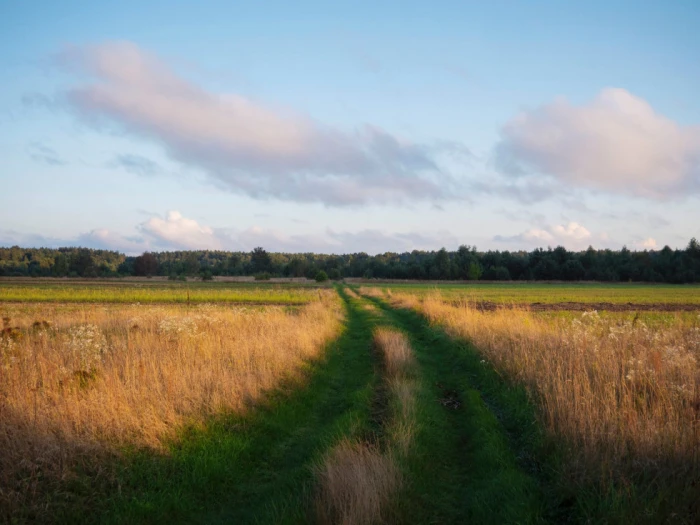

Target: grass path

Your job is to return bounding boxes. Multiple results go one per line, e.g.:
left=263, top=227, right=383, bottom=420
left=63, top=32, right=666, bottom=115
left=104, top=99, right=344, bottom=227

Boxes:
left=59, top=286, right=558, bottom=524
left=358, top=288, right=558, bottom=524
left=68, top=287, right=380, bottom=524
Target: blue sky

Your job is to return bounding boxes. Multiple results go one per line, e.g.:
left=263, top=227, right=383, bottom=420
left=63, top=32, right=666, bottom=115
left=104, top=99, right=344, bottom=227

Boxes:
left=1, top=0, right=698, bottom=254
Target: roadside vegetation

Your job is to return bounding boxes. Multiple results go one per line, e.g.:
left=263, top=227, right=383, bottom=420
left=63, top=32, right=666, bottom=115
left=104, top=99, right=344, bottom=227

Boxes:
left=315, top=328, right=418, bottom=524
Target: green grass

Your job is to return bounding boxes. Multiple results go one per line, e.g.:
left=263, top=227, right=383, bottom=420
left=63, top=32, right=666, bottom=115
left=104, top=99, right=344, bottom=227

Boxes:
left=361, top=290, right=553, bottom=524
left=0, top=282, right=320, bottom=304
left=372, top=282, right=700, bottom=305
left=48, top=287, right=380, bottom=524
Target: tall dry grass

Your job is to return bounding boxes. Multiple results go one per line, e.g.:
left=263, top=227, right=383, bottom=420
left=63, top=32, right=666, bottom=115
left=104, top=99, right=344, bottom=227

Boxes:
left=373, top=328, right=415, bottom=380
left=314, top=439, right=401, bottom=525
left=357, top=287, right=386, bottom=300
left=0, top=292, right=341, bottom=518
left=315, top=328, right=417, bottom=524
left=401, top=292, right=700, bottom=486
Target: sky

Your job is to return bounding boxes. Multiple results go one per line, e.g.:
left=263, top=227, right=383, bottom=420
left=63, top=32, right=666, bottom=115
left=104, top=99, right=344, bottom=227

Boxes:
left=1, top=0, right=699, bottom=255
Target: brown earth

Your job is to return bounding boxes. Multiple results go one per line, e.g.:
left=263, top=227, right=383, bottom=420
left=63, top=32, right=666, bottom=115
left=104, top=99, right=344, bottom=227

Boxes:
left=460, top=301, right=700, bottom=312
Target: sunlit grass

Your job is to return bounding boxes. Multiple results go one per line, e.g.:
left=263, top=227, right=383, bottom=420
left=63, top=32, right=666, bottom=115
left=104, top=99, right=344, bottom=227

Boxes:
left=0, top=290, right=342, bottom=520
left=361, top=282, right=700, bottom=305
left=0, top=282, right=319, bottom=304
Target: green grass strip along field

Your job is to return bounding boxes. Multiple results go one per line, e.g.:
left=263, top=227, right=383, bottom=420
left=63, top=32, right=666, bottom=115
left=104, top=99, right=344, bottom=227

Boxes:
left=0, top=283, right=317, bottom=305
left=377, top=282, right=700, bottom=305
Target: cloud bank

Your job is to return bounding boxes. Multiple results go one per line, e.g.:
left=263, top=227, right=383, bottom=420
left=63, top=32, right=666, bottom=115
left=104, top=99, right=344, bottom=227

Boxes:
left=58, top=41, right=463, bottom=206
left=1, top=211, right=459, bottom=255
left=495, top=88, right=700, bottom=199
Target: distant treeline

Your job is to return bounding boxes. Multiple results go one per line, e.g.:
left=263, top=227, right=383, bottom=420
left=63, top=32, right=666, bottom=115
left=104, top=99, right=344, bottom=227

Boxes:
left=1, top=240, right=700, bottom=283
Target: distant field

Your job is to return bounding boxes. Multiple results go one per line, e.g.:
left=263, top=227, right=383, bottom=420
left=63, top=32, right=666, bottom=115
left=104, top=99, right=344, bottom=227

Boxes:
left=362, top=282, right=700, bottom=306
left=0, top=281, right=322, bottom=304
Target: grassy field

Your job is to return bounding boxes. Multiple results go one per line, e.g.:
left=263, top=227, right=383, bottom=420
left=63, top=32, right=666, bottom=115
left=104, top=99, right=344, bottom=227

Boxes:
left=0, top=281, right=322, bottom=304
left=361, top=282, right=700, bottom=305
left=369, top=287, right=700, bottom=522
left=2, top=281, right=699, bottom=523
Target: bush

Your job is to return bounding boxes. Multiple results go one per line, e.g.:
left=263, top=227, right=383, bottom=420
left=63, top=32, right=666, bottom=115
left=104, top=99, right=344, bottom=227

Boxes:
left=254, top=272, right=272, bottom=281
left=200, top=269, right=213, bottom=281
left=315, top=270, right=329, bottom=283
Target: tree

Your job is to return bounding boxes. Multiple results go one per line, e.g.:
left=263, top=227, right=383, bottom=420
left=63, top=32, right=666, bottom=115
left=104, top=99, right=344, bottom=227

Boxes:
left=467, top=262, right=483, bottom=280
left=285, top=257, right=308, bottom=277
left=134, top=252, right=159, bottom=276
left=533, top=258, right=559, bottom=280
left=315, top=270, right=329, bottom=282
left=434, top=248, right=451, bottom=279
left=251, top=247, right=272, bottom=274
left=562, top=259, right=585, bottom=280
left=185, top=253, right=200, bottom=276
left=70, top=249, right=96, bottom=277
left=53, top=254, right=69, bottom=277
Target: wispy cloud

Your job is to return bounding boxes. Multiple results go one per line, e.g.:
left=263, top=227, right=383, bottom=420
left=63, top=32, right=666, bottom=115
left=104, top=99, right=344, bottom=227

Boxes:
left=56, top=41, right=467, bottom=206
left=494, top=88, right=700, bottom=199
left=27, top=142, right=67, bottom=166
left=108, top=153, right=161, bottom=177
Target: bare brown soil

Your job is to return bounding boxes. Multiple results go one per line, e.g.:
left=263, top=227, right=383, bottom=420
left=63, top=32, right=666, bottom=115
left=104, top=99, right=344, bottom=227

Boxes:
left=465, top=301, right=700, bottom=312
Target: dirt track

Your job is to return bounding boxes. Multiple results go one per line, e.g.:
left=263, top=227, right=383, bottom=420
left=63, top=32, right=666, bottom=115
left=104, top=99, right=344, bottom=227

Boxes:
left=464, top=301, right=700, bottom=312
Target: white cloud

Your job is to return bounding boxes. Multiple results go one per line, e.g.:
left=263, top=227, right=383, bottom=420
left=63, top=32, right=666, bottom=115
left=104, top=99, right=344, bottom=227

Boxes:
left=495, top=88, right=700, bottom=199
left=1, top=210, right=463, bottom=255
left=58, top=41, right=465, bottom=206
left=140, top=211, right=221, bottom=250
left=77, top=229, right=147, bottom=253
left=635, top=237, right=658, bottom=250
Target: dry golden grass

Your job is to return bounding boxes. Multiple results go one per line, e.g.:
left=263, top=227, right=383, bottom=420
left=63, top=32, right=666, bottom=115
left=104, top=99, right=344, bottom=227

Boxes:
left=0, top=291, right=341, bottom=517
left=405, top=293, right=700, bottom=485
left=314, top=439, right=401, bottom=525
left=373, top=328, right=415, bottom=380
left=357, top=287, right=386, bottom=299
left=344, top=288, right=360, bottom=299
left=315, top=327, right=417, bottom=524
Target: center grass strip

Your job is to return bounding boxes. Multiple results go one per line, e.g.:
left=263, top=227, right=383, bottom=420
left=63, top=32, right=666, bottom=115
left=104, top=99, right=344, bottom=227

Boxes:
left=358, top=287, right=551, bottom=524
left=314, top=324, right=419, bottom=524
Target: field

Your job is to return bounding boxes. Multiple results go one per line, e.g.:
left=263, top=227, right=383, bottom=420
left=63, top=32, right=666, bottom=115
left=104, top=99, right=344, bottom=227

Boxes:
left=0, top=281, right=320, bottom=304
left=358, top=282, right=700, bottom=307
left=1, top=281, right=699, bottom=523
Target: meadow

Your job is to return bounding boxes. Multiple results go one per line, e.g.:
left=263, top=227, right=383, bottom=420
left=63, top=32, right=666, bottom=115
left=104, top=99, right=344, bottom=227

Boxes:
left=359, top=281, right=700, bottom=306
left=0, top=281, right=319, bottom=304
left=1, top=280, right=699, bottom=523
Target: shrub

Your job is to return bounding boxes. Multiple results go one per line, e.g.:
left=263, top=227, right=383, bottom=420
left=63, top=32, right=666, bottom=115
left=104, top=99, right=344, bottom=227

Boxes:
left=315, top=270, right=329, bottom=283
left=254, top=272, right=272, bottom=281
